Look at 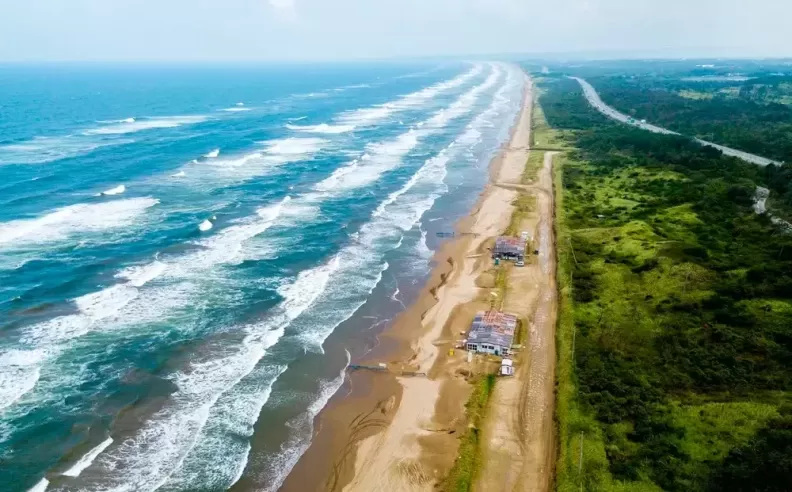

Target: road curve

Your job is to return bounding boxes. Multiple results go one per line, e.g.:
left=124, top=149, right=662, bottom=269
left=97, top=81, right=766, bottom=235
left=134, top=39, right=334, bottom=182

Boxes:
left=571, top=77, right=782, bottom=167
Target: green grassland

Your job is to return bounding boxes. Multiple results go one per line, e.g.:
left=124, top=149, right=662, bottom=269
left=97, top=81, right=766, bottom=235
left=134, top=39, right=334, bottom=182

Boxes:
left=543, top=77, right=792, bottom=492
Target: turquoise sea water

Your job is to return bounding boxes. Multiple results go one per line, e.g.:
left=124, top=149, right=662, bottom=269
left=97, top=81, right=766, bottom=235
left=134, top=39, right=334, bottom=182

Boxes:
left=0, top=61, right=524, bottom=491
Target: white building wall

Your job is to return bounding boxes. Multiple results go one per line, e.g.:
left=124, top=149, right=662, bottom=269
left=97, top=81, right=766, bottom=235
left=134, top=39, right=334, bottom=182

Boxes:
left=467, top=342, right=508, bottom=356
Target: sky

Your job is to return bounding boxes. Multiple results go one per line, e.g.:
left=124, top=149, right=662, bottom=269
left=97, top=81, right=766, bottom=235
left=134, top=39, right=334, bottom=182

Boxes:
left=1, top=0, right=790, bottom=62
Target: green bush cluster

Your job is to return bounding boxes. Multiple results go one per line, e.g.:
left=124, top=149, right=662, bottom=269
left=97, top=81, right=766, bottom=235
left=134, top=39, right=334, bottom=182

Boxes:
left=542, top=77, right=792, bottom=491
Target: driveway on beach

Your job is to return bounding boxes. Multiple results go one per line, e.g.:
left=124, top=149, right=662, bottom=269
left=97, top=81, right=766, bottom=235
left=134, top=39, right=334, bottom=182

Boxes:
left=475, top=145, right=558, bottom=492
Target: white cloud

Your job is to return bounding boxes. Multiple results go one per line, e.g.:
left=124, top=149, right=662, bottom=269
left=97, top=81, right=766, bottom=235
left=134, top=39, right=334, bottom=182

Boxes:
left=269, top=0, right=298, bottom=22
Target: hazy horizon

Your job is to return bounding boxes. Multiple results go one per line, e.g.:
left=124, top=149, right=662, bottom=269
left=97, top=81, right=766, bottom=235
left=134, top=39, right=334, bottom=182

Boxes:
left=1, top=0, right=790, bottom=62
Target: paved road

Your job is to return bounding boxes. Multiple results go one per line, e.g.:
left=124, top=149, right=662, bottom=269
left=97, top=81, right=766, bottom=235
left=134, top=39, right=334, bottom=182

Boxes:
left=572, top=77, right=782, bottom=167
left=573, top=77, right=791, bottom=231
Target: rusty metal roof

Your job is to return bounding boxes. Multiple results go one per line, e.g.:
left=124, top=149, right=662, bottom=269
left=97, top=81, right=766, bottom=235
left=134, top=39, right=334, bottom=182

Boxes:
left=468, top=310, right=518, bottom=348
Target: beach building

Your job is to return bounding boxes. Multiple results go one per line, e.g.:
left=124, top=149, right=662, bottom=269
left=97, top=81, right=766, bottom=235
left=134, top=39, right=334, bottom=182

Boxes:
left=465, top=310, right=518, bottom=356
left=492, top=236, right=526, bottom=262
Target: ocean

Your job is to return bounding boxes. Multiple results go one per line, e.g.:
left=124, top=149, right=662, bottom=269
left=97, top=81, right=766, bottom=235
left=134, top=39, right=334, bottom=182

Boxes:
left=0, top=61, right=524, bottom=491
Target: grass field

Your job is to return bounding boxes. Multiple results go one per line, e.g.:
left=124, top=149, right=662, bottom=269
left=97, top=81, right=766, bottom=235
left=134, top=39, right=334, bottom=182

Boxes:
left=543, top=77, right=792, bottom=491
left=554, top=148, right=791, bottom=491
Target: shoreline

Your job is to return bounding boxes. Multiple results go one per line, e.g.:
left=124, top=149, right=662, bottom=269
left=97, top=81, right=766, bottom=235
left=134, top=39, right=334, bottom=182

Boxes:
left=279, top=72, right=534, bottom=492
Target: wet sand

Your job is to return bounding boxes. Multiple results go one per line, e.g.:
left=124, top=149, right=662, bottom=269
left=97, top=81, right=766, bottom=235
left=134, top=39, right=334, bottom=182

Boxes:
left=279, top=73, right=535, bottom=492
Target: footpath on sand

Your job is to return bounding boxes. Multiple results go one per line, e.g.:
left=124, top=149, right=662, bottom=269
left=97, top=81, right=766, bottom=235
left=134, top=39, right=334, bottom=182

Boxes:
left=474, top=150, right=558, bottom=492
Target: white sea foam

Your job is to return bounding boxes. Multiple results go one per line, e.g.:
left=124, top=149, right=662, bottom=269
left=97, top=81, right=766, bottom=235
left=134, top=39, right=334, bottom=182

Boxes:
left=297, top=64, right=521, bottom=352
left=115, top=261, right=167, bottom=287
left=84, top=116, right=208, bottom=135
left=98, top=117, right=136, bottom=124
left=261, top=351, right=350, bottom=492
left=263, top=137, right=326, bottom=156
left=296, top=157, right=447, bottom=350
left=203, top=149, right=220, bottom=158
left=424, top=65, right=501, bottom=130
left=337, top=63, right=483, bottom=128
left=313, top=64, right=499, bottom=194
left=192, top=139, right=322, bottom=172
left=220, top=106, right=252, bottom=112
left=161, top=197, right=291, bottom=279
left=173, top=139, right=325, bottom=186
left=62, top=437, right=114, bottom=477
left=340, top=83, right=371, bottom=90
left=417, top=225, right=432, bottom=259
left=0, top=136, right=120, bottom=165
left=27, top=478, right=49, bottom=492
left=391, top=286, right=406, bottom=309
left=198, top=219, right=213, bottom=232
left=0, top=197, right=159, bottom=249
left=0, top=349, right=47, bottom=412
left=4, top=64, right=523, bottom=488
left=202, top=151, right=264, bottom=169
left=7, top=261, right=167, bottom=407
left=23, top=284, right=140, bottom=347
left=5, top=198, right=290, bottom=413
left=78, top=256, right=341, bottom=491
left=99, top=184, right=126, bottom=196
left=285, top=123, right=355, bottom=134
left=313, top=130, right=420, bottom=192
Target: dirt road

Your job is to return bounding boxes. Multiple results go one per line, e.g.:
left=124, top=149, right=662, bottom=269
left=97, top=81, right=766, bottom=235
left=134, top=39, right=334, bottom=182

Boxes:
left=475, top=150, right=558, bottom=492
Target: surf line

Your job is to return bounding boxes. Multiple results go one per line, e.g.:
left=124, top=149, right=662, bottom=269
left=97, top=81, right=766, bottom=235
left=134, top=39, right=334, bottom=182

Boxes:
left=85, top=65, right=517, bottom=492
left=312, top=64, right=503, bottom=194
left=287, top=63, right=486, bottom=134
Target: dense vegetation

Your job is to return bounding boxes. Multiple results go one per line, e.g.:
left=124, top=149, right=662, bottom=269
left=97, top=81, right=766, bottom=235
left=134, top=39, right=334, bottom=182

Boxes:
left=587, top=75, right=792, bottom=165
left=542, top=77, right=792, bottom=492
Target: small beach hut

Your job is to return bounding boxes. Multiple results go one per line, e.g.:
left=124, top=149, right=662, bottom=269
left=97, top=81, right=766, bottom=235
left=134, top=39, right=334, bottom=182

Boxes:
left=465, top=310, right=518, bottom=356
left=492, top=236, right=527, bottom=262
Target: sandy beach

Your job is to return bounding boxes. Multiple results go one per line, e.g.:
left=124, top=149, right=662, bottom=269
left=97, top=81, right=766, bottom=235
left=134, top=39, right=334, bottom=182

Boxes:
left=280, top=71, right=556, bottom=492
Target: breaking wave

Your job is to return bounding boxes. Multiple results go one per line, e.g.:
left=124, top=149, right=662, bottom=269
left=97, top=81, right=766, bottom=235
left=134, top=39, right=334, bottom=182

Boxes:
left=259, top=351, right=350, bottom=492
left=62, top=437, right=114, bottom=477
left=0, top=137, right=122, bottom=165
left=83, top=115, right=208, bottom=135
left=285, top=123, right=355, bottom=134
left=70, top=256, right=341, bottom=491
left=314, top=64, right=501, bottom=193
left=336, top=63, right=483, bottom=129
left=0, top=197, right=159, bottom=249
left=98, top=184, right=126, bottom=196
